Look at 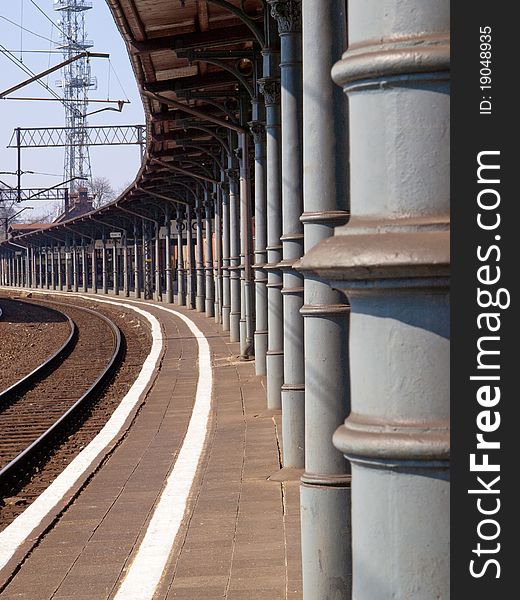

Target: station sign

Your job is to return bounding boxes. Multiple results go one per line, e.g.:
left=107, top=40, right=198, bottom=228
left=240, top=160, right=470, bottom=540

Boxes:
left=109, top=231, right=122, bottom=239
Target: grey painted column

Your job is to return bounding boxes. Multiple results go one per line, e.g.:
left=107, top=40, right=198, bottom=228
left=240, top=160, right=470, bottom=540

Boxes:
left=33, top=248, right=37, bottom=288
left=133, top=224, right=141, bottom=298
left=259, top=75, right=283, bottom=409
left=221, top=177, right=231, bottom=330
left=81, top=242, right=88, bottom=293
left=44, top=248, right=49, bottom=289
left=165, top=211, right=173, bottom=303
left=228, top=160, right=241, bottom=342
left=32, top=247, right=38, bottom=288
left=195, top=199, right=205, bottom=312
left=154, top=222, right=162, bottom=301
left=91, top=244, right=98, bottom=294
left=64, top=244, right=71, bottom=292
left=238, top=131, right=254, bottom=358
left=57, top=246, right=63, bottom=290
left=249, top=119, right=268, bottom=375
left=176, top=207, right=186, bottom=306
left=303, top=2, right=451, bottom=598
left=51, top=245, right=56, bottom=290
left=143, top=222, right=153, bottom=300
left=113, top=239, right=119, bottom=296
left=121, top=235, right=129, bottom=297
left=270, top=0, right=305, bottom=468
left=72, top=243, right=79, bottom=292
left=214, top=187, right=223, bottom=323
left=101, top=238, right=108, bottom=294
left=39, top=248, right=43, bottom=288
left=35, top=249, right=40, bottom=288
left=204, top=189, right=215, bottom=317
left=186, top=205, right=196, bottom=309
left=298, top=1, right=351, bottom=597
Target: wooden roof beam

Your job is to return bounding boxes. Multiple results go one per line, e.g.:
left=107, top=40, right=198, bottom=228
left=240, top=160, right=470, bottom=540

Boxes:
left=128, top=25, right=254, bottom=56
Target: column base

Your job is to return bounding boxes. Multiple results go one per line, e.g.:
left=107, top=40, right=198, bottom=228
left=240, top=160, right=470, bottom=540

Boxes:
left=222, top=306, right=231, bottom=332
left=266, top=350, right=284, bottom=410
left=239, top=319, right=247, bottom=357
left=205, top=299, right=214, bottom=317
left=281, top=384, right=305, bottom=468
left=300, top=481, right=352, bottom=600
left=254, top=330, right=268, bottom=375
left=229, top=312, right=240, bottom=342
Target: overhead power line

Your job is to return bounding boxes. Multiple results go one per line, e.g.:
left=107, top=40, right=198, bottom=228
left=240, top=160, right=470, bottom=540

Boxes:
left=0, top=14, right=59, bottom=45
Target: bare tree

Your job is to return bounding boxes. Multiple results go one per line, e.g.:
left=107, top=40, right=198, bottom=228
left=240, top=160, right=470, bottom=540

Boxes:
left=87, top=177, right=116, bottom=209
left=0, top=200, right=17, bottom=241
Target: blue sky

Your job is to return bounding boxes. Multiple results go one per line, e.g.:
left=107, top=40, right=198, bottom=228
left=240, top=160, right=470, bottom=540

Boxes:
left=0, top=0, right=144, bottom=218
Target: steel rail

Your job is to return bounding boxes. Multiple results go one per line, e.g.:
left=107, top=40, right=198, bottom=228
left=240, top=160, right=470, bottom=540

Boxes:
left=0, top=301, right=123, bottom=494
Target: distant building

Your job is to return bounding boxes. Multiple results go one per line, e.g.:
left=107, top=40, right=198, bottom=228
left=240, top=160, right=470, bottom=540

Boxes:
left=54, top=187, right=93, bottom=223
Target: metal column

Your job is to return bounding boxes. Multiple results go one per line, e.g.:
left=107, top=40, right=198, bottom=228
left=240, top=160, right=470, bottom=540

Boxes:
left=204, top=189, right=215, bottom=317
left=57, top=246, right=63, bottom=290
left=195, top=199, right=205, bottom=312
left=298, top=1, right=352, bottom=596
left=305, top=1, right=451, bottom=597
left=51, top=245, right=56, bottom=290
left=133, top=223, right=140, bottom=298
left=122, top=235, right=129, bottom=297
left=221, top=176, right=231, bottom=330
left=214, top=186, right=223, bottom=323
left=154, top=222, right=161, bottom=301
left=72, top=242, right=78, bottom=292
left=65, top=245, right=71, bottom=292
left=186, top=205, right=196, bottom=309
left=81, top=242, right=88, bottom=293
left=228, top=159, right=241, bottom=341
left=259, top=73, right=283, bottom=410
left=250, top=118, right=268, bottom=375
left=270, top=0, right=305, bottom=467
left=91, top=244, right=98, bottom=294
left=165, top=210, right=173, bottom=303
left=176, top=207, right=186, bottom=306
left=101, top=237, right=108, bottom=294
left=113, top=239, right=119, bottom=296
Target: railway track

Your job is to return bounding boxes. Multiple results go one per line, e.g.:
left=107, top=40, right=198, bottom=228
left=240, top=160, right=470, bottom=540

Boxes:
left=0, top=299, right=122, bottom=497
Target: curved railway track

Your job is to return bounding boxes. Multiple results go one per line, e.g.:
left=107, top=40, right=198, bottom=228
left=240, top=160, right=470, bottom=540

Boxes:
left=0, top=299, right=122, bottom=497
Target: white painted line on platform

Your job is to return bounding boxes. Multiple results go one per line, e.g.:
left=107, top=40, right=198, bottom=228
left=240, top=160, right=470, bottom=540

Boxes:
left=112, top=302, right=213, bottom=600
left=0, top=296, right=163, bottom=573
left=0, top=288, right=214, bottom=599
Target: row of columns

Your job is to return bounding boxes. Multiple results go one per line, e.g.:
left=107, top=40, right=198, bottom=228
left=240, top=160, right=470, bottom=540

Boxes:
left=0, top=0, right=450, bottom=598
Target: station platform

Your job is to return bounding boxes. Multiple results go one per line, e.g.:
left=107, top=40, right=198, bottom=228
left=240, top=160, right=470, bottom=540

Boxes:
left=0, top=295, right=302, bottom=599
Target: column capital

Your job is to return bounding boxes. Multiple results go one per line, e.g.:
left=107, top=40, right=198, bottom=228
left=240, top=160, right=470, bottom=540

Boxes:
left=258, top=77, right=281, bottom=106
left=268, top=0, right=302, bottom=34
left=225, top=167, right=240, bottom=183
left=248, top=120, right=266, bottom=143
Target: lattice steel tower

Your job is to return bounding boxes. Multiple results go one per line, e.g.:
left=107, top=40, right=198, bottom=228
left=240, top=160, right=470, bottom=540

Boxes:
left=54, top=0, right=96, bottom=190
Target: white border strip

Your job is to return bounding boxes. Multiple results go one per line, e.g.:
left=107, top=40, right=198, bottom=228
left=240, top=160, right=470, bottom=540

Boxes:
left=113, top=303, right=213, bottom=600
left=0, top=289, right=214, bottom=600
left=0, top=297, right=163, bottom=572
